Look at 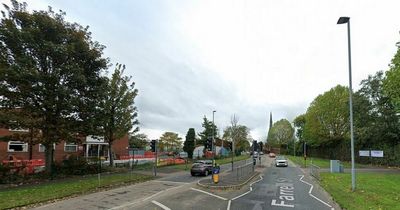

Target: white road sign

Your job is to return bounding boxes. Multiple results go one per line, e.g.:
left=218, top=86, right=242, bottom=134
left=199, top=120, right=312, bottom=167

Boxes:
left=371, top=150, right=384, bottom=157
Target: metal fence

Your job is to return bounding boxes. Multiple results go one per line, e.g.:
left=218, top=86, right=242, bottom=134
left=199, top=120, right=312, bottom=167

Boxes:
left=310, top=163, right=320, bottom=180
left=234, top=162, right=254, bottom=181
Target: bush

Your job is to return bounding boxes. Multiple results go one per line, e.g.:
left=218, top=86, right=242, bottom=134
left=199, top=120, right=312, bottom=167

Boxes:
left=57, top=155, right=101, bottom=175
left=0, top=164, right=23, bottom=184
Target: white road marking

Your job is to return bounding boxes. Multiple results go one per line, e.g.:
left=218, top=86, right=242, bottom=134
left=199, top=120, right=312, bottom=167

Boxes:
left=109, top=184, right=185, bottom=209
left=298, top=175, right=334, bottom=209
left=190, top=187, right=228, bottom=200
left=143, top=185, right=184, bottom=201
left=153, top=180, right=190, bottom=185
left=227, top=200, right=231, bottom=210
left=151, top=200, right=171, bottom=210
left=231, top=175, right=263, bottom=201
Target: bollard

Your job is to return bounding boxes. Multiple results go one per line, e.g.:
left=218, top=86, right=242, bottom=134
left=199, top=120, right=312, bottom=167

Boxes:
left=213, top=165, right=220, bottom=184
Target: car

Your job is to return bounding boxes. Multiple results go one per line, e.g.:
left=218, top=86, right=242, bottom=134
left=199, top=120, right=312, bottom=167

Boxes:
left=275, top=156, right=288, bottom=167
left=259, top=151, right=264, bottom=155
left=269, top=152, right=276, bottom=158
left=190, top=160, right=213, bottom=176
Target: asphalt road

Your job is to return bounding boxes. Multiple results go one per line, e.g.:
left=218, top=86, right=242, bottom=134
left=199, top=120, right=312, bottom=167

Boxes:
left=229, top=161, right=337, bottom=210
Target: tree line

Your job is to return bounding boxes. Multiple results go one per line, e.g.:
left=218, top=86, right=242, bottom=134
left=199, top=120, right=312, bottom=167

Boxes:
left=0, top=1, right=138, bottom=172
left=293, top=38, right=400, bottom=166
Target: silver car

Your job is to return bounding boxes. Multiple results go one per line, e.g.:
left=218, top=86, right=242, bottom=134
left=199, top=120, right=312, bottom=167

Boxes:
left=275, top=156, right=288, bottom=167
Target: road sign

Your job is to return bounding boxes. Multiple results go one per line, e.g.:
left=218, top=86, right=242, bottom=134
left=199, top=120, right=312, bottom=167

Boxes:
left=359, top=150, right=370, bottom=157
left=371, top=150, right=384, bottom=157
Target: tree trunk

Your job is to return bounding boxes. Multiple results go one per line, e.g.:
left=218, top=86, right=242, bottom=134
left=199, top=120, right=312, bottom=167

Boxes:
left=108, top=140, right=114, bottom=166
left=29, top=144, right=33, bottom=160
left=44, top=144, right=54, bottom=175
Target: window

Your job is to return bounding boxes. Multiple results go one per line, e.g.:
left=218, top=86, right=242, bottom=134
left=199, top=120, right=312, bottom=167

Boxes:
left=8, top=141, right=28, bottom=152
left=64, top=142, right=77, bottom=152
left=39, top=144, right=56, bottom=152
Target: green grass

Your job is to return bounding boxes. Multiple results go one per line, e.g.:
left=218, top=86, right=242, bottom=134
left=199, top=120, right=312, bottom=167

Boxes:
left=320, top=173, right=400, bottom=210
left=215, top=155, right=249, bottom=165
left=286, top=155, right=370, bottom=168
left=0, top=173, right=152, bottom=209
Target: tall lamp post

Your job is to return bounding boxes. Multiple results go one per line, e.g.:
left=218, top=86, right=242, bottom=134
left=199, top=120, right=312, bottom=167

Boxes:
left=212, top=110, right=216, bottom=164
left=337, top=16, right=356, bottom=191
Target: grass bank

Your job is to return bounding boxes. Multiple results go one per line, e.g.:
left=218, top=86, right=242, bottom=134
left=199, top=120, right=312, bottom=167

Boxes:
left=0, top=173, right=152, bottom=209
left=320, top=173, right=400, bottom=210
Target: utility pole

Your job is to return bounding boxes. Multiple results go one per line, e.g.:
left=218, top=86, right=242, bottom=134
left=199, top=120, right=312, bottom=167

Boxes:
left=212, top=110, right=216, bottom=165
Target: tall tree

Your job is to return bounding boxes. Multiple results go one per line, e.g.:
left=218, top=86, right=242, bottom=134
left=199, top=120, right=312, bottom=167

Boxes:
left=159, top=132, right=182, bottom=152
left=293, top=114, right=306, bottom=142
left=183, top=128, right=195, bottom=158
left=0, top=1, right=108, bottom=172
left=383, top=40, right=400, bottom=112
left=101, top=64, right=139, bottom=166
left=129, top=133, right=148, bottom=149
left=303, top=85, right=349, bottom=147
left=358, top=71, right=400, bottom=147
left=267, top=119, right=294, bottom=147
left=198, top=116, right=218, bottom=145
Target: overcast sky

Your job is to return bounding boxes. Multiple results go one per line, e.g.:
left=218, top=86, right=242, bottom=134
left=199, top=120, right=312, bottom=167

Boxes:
left=2, top=0, right=400, bottom=141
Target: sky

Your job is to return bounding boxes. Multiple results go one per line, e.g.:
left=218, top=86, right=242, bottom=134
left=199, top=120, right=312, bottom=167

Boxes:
left=1, top=0, right=399, bottom=141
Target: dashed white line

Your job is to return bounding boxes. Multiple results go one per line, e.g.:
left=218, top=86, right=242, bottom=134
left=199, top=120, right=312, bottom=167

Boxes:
left=190, top=187, right=228, bottom=200
left=298, top=175, right=334, bottom=209
left=151, top=200, right=171, bottom=210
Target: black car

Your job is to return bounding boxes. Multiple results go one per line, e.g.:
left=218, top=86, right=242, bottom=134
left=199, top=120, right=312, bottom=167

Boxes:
left=190, top=160, right=213, bottom=176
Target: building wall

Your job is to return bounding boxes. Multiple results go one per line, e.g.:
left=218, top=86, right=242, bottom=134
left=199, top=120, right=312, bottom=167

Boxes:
left=0, top=128, right=128, bottom=162
left=111, top=135, right=129, bottom=159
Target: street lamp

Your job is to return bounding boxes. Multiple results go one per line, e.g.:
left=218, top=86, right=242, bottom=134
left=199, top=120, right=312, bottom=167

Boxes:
left=337, top=16, right=356, bottom=191
left=212, top=110, right=216, bottom=164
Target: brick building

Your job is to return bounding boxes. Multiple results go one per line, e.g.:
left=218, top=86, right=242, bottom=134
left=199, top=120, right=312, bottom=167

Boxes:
left=0, top=128, right=129, bottom=162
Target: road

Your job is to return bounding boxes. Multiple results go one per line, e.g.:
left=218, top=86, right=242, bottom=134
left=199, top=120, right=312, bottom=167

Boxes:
left=229, top=160, right=337, bottom=210
left=33, top=156, right=339, bottom=210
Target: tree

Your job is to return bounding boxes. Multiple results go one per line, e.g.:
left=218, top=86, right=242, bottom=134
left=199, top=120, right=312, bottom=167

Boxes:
left=198, top=116, right=218, bottom=145
left=293, top=114, right=306, bottom=142
left=358, top=71, right=400, bottom=147
left=383, top=40, right=400, bottom=112
left=159, top=132, right=182, bottom=152
left=223, top=115, right=251, bottom=154
left=303, top=85, right=349, bottom=147
left=101, top=64, right=139, bottom=166
left=0, top=1, right=109, bottom=172
left=129, top=133, right=148, bottom=149
left=267, top=119, right=294, bottom=147
left=183, top=128, right=196, bottom=158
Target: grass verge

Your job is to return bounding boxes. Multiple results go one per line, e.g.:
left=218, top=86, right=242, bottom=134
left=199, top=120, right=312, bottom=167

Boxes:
left=286, top=155, right=370, bottom=168
left=320, top=172, right=400, bottom=210
left=0, top=173, right=152, bottom=209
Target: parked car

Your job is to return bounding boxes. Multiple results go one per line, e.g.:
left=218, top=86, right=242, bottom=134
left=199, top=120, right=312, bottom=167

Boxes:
left=190, top=160, right=213, bottom=176
left=269, top=152, right=276, bottom=158
left=259, top=151, right=264, bottom=155
left=275, top=156, right=288, bottom=167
